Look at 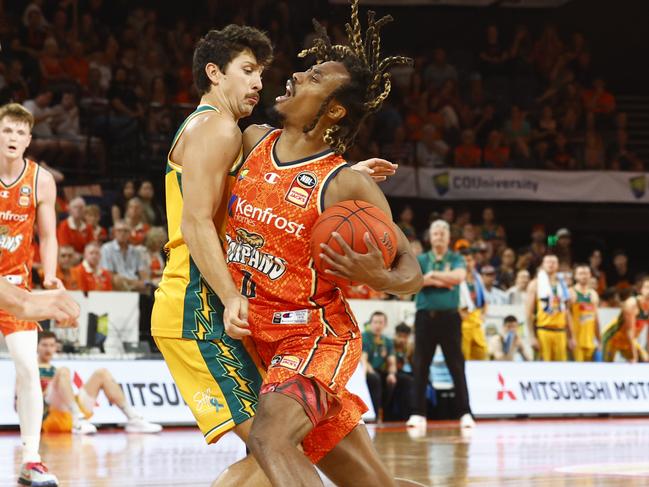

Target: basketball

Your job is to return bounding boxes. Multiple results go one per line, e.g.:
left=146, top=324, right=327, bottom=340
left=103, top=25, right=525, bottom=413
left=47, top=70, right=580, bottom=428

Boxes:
left=310, top=200, right=398, bottom=286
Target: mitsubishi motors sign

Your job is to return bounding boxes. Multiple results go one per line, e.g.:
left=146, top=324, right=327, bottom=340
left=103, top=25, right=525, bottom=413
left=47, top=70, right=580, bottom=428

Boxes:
left=467, top=362, right=649, bottom=416
left=0, top=359, right=374, bottom=426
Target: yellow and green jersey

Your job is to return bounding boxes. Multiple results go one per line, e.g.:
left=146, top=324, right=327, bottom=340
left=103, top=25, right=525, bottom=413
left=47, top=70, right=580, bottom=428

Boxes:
left=151, top=104, right=244, bottom=341
left=571, top=289, right=597, bottom=348
left=536, top=285, right=567, bottom=330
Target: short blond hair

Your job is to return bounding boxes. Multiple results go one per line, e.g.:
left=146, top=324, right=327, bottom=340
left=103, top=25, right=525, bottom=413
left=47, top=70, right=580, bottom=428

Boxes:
left=0, top=103, right=34, bottom=130
left=84, top=204, right=101, bottom=217
left=145, top=226, right=167, bottom=250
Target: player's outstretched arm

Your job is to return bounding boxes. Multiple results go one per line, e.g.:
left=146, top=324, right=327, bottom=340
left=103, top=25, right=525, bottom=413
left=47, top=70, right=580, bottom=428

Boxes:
left=37, top=167, right=63, bottom=289
left=180, top=115, right=250, bottom=337
left=320, top=169, right=423, bottom=296
left=0, top=281, right=79, bottom=326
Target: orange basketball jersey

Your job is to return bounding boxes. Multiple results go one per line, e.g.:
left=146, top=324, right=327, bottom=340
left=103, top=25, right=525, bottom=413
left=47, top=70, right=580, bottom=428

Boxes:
left=225, top=129, right=358, bottom=342
left=0, top=159, right=39, bottom=289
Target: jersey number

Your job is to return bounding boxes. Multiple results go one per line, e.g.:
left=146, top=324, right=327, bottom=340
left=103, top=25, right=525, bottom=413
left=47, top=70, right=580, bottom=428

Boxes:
left=241, top=271, right=257, bottom=299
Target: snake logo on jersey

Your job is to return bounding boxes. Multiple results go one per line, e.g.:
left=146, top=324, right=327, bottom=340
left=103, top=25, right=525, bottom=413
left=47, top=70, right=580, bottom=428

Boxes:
left=225, top=229, right=287, bottom=280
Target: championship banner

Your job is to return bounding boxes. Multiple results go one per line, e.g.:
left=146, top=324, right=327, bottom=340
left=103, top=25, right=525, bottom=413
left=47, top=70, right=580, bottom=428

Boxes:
left=0, top=360, right=374, bottom=426
left=398, top=168, right=649, bottom=203
left=466, top=361, right=649, bottom=416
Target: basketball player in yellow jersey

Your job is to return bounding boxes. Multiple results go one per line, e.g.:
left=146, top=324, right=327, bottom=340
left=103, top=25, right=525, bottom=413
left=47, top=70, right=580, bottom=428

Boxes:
left=459, top=249, right=488, bottom=360
left=526, top=254, right=576, bottom=361
left=151, top=27, right=273, bottom=451
left=569, top=264, right=601, bottom=361
left=602, top=277, right=649, bottom=363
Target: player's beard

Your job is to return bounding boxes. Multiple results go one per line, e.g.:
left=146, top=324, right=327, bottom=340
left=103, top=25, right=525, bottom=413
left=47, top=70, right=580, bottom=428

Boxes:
left=268, top=105, right=286, bottom=127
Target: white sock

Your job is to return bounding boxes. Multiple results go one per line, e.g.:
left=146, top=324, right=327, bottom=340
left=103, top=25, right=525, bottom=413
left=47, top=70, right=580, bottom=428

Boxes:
left=119, top=403, right=139, bottom=421
left=71, top=400, right=82, bottom=417
left=76, top=388, right=93, bottom=417
left=70, top=401, right=82, bottom=426
left=6, top=331, right=43, bottom=464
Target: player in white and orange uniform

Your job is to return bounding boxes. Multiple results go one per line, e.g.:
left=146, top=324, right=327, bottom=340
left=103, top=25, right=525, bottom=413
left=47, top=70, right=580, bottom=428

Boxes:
left=0, top=103, right=69, bottom=486
left=225, top=6, right=422, bottom=484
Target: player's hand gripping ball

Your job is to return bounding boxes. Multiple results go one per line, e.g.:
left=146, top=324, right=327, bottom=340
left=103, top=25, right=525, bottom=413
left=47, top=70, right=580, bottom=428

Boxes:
left=311, top=200, right=398, bottom=287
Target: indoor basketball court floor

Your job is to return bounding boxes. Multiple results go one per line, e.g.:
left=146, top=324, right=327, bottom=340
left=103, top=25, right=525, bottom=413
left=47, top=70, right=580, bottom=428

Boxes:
left=2, top=418, right=649, bottom=486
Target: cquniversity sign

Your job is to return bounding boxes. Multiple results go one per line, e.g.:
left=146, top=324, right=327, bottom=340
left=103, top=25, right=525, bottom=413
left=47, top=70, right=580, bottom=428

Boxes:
left=466, top=361, right=649, bottom=416
left=415, top=169, right=649, bottom=203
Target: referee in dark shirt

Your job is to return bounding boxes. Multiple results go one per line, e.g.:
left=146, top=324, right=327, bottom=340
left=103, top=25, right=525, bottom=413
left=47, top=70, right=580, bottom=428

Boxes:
left=407, top=220, right=475, bottom=429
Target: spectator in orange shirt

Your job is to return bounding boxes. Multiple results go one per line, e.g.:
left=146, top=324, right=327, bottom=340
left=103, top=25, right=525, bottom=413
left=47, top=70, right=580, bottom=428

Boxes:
left=63, top=40, right=90, bottom=87
left=84, top=204, right=108, bottom=243
left=582, top=78, right=615, bottom=115
left=454, top=129, right=482, bottom=167
left=39, top=37, right=69, bottom=85
left=57, top=196, right=94, bottom=254
left=72, top=242, right=113, bottom=292
left=52, top=245, right=80, bottom=290
left=483, top=130, right=510, bottom=168
left=124, top=197, right=150, bottom=246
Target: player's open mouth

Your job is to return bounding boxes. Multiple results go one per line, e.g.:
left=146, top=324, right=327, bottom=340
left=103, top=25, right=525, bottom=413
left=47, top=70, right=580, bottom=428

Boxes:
left=8, top=145, right=16, bottom=151
left=275, top=79, right=295, bottom=103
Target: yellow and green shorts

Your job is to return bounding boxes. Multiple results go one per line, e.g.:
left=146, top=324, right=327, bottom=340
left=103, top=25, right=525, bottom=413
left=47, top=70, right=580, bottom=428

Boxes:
left=155, top=335, right=264, bottom=443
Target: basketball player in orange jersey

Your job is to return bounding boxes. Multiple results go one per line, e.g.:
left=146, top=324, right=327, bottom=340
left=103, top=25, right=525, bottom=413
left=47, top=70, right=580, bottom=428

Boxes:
left=151, top=23, right=401, bottom=487
left=224, top=4, right=423, bottom=485
left=0, top=103, right=71, bottom=487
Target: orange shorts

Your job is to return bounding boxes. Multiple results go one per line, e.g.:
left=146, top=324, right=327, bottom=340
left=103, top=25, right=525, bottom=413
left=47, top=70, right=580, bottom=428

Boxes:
left=0, top=309, right=39, bottom=336
left=42, top=408, right=73, bottom=433
left=255, top=332, right=367, bottom=463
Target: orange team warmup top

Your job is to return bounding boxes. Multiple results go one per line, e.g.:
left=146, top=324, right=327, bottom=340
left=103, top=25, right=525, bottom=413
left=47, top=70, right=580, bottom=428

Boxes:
left=0, top=159, right=41, bottom=335
left=225, top=129, right=359, bottom=342
left=0, top=159, right=40, bottom=290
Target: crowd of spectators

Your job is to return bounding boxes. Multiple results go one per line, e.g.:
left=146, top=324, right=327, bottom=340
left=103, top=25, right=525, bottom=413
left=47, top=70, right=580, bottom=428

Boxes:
left=360, top=206, right=647, bottom=420
left=31, top=179, right=166, bottom=297
left=384, top=204, right=646, bottom=307
left=364, top=26, right=643, bottom=171
left=4, top=2, right=647, bottom=364
left=0, top=2, right=644, bottom=183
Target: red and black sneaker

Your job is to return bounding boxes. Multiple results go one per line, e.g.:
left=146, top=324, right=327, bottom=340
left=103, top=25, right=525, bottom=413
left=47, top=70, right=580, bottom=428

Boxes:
left=18, top=462, right=59, bottom=486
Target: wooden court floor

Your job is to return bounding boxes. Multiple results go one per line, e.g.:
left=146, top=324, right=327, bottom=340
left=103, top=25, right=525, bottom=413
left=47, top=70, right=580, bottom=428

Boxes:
left=2, top=418, right=649, bottom=486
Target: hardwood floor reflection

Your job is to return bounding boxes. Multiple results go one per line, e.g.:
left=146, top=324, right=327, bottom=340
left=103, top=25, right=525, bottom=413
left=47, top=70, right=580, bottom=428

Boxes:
left=2, top=418, right=649, bottom=486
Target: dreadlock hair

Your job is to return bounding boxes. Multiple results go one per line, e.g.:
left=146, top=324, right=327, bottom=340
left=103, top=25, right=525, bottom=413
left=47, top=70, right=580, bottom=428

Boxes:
left=192, top=25, right=273, bottom=96
left=298, top=0, right=412, bottom=154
